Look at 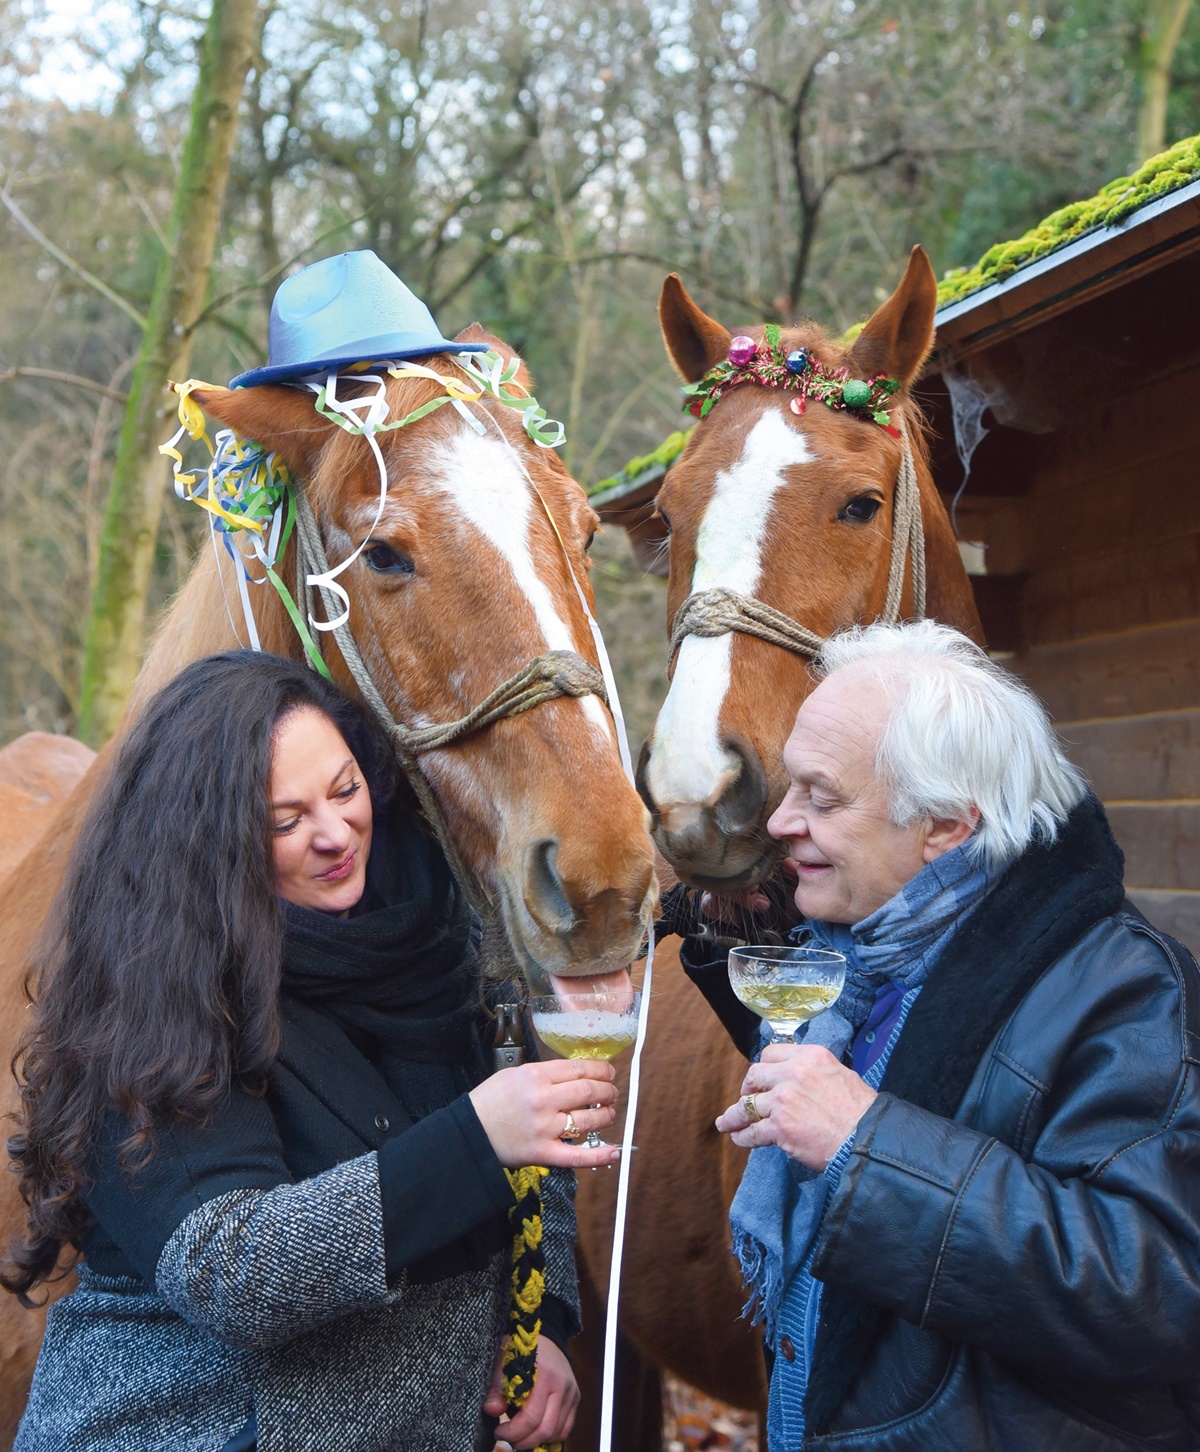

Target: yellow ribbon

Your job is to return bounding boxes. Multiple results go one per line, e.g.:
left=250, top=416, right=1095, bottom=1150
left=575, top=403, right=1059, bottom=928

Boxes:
left=386, top=359, right=485, bottom=403
left=158, top=378, right=213, bottom=487
left=160, top=380, right=270, bottom=535
left=500, top=1165, right=561, bottom=1452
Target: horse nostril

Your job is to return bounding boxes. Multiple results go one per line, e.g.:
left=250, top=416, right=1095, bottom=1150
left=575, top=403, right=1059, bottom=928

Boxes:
left=713, top=737, right=768, bottom=838
left=634, top=737, right=661, bottom=827
left=524, top=838, right=577, bottom=938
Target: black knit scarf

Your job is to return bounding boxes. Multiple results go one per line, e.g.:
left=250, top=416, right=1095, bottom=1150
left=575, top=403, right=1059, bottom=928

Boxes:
left=805, top=793, right=1128, bottom=1438
left=280, top=803, right=485, bottom=1077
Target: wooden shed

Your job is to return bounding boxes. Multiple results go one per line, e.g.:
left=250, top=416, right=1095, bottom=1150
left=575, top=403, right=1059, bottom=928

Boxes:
left=590, top=135, right=1200, bottom=952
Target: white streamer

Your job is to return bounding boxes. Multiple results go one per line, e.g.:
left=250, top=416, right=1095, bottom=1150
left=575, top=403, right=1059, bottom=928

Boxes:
left=456, top=347, right=521, bottom=397
left=291, top=371, right=393, bottom=631
left=452, top=396, right=488, bottom=434
left=209, top=526, right=247, bottom=650
left=454, top=349, right=567, bottom=449
left=230, top=539, right=262, bottom=652
left=599, top=932, right=653, bottom=1452
left=551, top=475, right=652, bottom=1452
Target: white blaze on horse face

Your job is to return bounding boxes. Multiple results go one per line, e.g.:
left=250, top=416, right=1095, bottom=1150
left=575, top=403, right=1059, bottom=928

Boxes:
left=647, top=409, right=816, bottom=825
left=427, top=429, right=611, bottom=737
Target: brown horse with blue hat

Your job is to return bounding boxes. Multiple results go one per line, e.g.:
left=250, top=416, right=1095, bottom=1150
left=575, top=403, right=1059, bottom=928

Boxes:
left=0, top=250, right=657, bottom=1445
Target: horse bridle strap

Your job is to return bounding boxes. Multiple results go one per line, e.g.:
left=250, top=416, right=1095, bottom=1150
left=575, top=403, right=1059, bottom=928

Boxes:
left=670, top=587, right=826, bottom=660
left=399, top=651, right=607, bottom=754
left=291, top=492, right=606, bottom=752
left=669, top=431, right=926, bottom=665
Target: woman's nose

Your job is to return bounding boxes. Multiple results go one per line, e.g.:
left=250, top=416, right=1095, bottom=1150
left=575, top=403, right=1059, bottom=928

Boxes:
left=311, top=808, right=353, bottom=853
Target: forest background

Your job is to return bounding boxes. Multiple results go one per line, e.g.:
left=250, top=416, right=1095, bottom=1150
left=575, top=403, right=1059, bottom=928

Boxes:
left=2, top=0, right=1198, bottom=749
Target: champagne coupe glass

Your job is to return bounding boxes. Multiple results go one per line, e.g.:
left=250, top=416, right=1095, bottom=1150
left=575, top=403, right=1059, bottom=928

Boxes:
left=727, top=945, right=847, bottom=1044
left=528, top=987, right=642, bottom=1150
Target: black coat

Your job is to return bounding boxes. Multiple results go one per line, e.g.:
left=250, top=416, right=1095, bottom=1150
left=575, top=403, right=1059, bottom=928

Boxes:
left=21, top=985, right=578, bottom=1452
left=83, top=992, right=529, bottom=1294
left=691, top=798, right=1200, bottom=1450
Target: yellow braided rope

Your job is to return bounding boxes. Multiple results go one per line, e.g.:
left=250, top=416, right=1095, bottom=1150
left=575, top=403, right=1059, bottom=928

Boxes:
left=502, top=1165, right=562, bottom=1452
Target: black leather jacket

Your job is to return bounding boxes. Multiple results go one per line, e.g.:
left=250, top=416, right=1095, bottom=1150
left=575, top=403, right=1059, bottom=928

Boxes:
left=691, top=798, right=1200, bottom=1449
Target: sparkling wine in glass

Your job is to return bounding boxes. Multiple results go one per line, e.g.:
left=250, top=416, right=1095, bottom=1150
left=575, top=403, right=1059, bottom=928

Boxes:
left=528, top=988, right=641, bottom=1149
left=727, top=945, right=846, bottom=1044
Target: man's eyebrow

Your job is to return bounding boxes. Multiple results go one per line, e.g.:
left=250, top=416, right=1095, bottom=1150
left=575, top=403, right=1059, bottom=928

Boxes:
left=799, top=770, right=839, bottom=794
left=271, top=757, right=355, bottom=810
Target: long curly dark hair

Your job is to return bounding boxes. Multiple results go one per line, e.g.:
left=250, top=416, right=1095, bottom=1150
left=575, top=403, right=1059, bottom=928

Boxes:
left=1, top=651, right=397, bottom=1303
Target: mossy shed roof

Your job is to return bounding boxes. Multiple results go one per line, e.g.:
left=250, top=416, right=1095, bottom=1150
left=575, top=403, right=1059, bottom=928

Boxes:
left=588, top=132, right=1200, bottom=503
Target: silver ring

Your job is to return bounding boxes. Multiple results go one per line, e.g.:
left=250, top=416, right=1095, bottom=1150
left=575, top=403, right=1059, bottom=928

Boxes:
left=561, top=1111, right=580, bottom=1142
left=742, top=1093, right=762, bottom=1124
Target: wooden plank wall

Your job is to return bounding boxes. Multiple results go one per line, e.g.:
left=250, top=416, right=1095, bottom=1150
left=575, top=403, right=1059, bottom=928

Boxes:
left=951, top=367, right=1200, bottom=954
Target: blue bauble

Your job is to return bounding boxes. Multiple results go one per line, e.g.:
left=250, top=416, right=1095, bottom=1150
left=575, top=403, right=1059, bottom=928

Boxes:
left=785, top=348, right=809, bottom=374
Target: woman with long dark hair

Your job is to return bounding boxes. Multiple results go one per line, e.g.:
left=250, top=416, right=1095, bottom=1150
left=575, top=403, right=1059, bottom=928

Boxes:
left=4, top=651, right=617, bottom=1452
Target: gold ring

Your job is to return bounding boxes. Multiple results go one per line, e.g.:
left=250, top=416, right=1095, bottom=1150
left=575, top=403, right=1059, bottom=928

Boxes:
left=561, top=1111, right=580, bottom=1142
left=742, top=1093, right=762, bottom=1124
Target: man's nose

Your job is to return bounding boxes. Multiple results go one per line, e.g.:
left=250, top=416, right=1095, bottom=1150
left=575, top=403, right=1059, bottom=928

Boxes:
left=768, top=798, right=807, bottom=842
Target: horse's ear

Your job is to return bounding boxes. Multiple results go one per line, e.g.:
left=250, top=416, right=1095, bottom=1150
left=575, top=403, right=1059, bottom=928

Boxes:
left=456, top=322, right=494, bottom=348
left=848, top=246, right=938, bottom=388
left=454, top=322, right=535, bottom=392
left=187, top=384, right=334, bottom=479
left=658, top=275, right=732, bottom=383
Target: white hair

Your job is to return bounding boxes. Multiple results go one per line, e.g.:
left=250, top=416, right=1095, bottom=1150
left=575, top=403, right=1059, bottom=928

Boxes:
left=815, top=620, right=1087, bottom=868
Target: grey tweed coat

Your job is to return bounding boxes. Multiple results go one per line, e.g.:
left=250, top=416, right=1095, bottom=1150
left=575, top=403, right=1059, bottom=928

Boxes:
left=15, top=994, right=580, bottom=1452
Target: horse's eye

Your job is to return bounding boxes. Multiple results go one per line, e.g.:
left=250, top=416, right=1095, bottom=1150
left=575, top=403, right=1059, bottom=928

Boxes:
left=364, top=541, right=414, bottom=574
left=838, top=495, right=883, bottom=524
left=585, top=530, right=596, bottom=553
left=656, top=508, right=673, bottom=535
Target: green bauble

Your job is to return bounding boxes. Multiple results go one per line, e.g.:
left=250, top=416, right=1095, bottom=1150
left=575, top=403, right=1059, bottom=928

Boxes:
left=842, top=379, right=872, bottom=408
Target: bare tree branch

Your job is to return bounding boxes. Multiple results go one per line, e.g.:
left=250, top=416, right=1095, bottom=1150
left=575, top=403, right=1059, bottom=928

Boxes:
left=0, top=367, right=130, bottom=403
left=821, top=145, right=907, bottom=197
left=190, top=211, right=370, bottom=329
left=0, top=187, right=148, bottom=330
left=566, top=250, right=770, bottom=316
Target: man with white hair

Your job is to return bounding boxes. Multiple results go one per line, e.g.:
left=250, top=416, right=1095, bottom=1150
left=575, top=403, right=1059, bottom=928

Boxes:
left=692, top=620, right=1200, bottom=1450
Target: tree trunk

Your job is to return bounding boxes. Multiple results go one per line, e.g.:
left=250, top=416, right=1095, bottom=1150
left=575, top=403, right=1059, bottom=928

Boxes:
left=1136, top=0, right=1194, bottom=164
left=78, top=0, right=260, bottom=745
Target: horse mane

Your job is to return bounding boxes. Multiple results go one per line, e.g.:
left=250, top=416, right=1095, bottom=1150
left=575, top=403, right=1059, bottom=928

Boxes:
left=133, top=537, right=304, bottom=711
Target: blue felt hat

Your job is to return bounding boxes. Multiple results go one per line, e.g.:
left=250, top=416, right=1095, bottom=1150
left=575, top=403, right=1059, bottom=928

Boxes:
left=229, top=250, right=487, bottom=388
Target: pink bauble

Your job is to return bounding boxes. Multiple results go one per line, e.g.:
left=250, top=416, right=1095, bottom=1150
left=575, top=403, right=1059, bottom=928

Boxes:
left=728, top=334, right=757, bottom=367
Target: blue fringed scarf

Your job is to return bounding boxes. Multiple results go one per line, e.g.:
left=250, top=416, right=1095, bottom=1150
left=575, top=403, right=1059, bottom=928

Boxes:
left=728, top=845, right=996, bottom=1449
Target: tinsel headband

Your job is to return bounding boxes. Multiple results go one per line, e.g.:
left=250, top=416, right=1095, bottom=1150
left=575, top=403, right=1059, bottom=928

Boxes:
left=682, top=322, right=902, bottom=436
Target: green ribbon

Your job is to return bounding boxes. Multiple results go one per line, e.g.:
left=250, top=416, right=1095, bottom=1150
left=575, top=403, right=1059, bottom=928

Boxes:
left=264, top=491, right=332, bottom=681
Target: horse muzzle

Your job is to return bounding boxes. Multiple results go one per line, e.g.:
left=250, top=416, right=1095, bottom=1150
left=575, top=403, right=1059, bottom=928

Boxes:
left=496, top=833, right=657, bottom=989
left=636, top=734, right=781, bottom=888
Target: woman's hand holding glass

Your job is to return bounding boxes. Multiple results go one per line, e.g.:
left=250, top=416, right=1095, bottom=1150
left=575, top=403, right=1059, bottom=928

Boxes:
left=469, top=1060, right=620, bottom=1169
